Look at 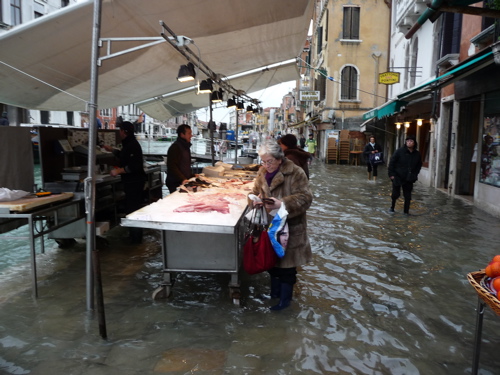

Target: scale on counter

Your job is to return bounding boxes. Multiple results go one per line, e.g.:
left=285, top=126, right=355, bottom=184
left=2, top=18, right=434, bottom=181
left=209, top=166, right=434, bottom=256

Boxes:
left=61, top=166, right=87, bottom=181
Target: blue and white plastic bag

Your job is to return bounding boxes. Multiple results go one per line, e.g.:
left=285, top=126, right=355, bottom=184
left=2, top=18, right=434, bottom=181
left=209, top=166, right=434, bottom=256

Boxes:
left=268, top=204, right=288, bottom=258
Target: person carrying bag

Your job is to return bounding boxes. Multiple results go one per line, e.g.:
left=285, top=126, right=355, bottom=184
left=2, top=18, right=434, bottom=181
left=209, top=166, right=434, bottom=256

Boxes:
left=363, top=136, right=383, bottom=181
left=243, top=205, right=277, bottom=275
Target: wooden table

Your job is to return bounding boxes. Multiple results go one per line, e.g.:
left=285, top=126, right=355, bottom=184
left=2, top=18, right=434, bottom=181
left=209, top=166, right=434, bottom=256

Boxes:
left=0, top=192, right=83, bottom=297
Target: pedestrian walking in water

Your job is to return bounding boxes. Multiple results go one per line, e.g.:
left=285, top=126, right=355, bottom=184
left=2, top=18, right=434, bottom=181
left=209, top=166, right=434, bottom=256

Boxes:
left=251, top=139, right=312, bottom=310
left=388, top=135, right=422, bottom=214
left=306, top=133, right=317, bottom=164
left=363, top=135, right=382, bottom=181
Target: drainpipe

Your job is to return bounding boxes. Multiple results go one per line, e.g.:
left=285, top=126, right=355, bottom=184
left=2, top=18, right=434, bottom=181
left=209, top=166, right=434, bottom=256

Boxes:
left=372, top=52, right=381, bottom=108
left=405, top=0, right=444, bottom=39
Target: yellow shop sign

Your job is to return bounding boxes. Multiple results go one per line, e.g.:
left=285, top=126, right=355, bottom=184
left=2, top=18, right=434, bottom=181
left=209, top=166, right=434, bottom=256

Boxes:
left=379, top=72, right=400, bottom=85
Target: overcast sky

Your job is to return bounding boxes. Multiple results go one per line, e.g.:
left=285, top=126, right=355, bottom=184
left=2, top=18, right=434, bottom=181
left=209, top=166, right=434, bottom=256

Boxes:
left=196, top=81, right=296, bottom=124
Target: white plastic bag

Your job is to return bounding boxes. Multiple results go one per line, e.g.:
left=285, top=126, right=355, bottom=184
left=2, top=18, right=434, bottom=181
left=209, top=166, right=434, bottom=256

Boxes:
left=0, top=188, right=30, bottom=202
left=245, top=194, right=268, bottom=225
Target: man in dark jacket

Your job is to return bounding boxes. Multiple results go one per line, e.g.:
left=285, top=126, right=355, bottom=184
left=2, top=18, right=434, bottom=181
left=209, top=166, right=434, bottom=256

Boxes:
left=104, top=121, right=146, bottom=243
left=388, top=135, right=422, bottom=214
left=165, top=124, right=193, bottom=193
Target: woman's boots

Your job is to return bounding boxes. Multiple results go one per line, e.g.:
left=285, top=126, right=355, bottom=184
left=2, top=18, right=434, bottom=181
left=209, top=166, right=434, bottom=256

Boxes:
left=270, top=277, right=281, bottom=299
left=270, top=281, right=293, bottom=311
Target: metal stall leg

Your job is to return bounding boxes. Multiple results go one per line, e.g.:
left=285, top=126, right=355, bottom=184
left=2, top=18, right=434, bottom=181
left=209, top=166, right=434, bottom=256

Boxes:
left=229, top=223, right=242, bottom=306
left=152, top=230, right=172, bottom=300
left=28, top=216, right=38, bottom=298
left=472, top=297, right=486, bottom=375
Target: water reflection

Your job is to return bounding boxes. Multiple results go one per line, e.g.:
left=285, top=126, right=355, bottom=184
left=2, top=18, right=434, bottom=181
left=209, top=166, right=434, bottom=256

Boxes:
left=0, top=163, right=500, bottom=374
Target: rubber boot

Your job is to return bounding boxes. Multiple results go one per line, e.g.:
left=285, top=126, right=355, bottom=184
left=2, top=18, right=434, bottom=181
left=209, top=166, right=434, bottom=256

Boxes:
left=270, top=277, right=281, bottom=299
left=270, top=282, right=293, bottom=311
left=389, top=198, right=396, bottom=213
left=403, top=200, right=411, bottom=214
left=367, top=172, right=371, bottom=180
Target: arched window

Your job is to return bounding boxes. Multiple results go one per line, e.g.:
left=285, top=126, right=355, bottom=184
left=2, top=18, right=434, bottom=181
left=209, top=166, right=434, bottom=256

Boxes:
left=340, top=65, right=358, bottom=100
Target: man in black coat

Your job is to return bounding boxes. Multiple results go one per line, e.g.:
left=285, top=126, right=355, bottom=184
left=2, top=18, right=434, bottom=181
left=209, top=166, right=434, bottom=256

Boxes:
left=165, top=124, right=194, bottom=193
left=388, top=135, right=422, bottom=214
left=104, top=121, right=146, bottom=243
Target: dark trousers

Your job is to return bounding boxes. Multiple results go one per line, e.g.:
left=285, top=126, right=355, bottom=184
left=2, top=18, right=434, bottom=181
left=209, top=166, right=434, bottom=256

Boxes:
left=391, top=181, right=413, bottom=213
left=268, top=267, right=297, bottom=285
left=123, top=180, right=144, bottom=242
left=367, top=162, right=378, bottom=176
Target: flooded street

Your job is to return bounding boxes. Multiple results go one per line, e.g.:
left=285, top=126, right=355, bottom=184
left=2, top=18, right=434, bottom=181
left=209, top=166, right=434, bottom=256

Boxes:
left=1, top=162, right=500, bottom=375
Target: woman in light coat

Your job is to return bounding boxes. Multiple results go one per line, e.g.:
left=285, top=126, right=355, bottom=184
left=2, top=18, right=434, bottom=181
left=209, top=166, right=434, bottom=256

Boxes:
left=250, top=139, right=313, bottom=310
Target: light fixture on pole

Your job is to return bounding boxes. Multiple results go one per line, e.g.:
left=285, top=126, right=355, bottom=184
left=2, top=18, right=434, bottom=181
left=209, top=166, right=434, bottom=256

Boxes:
left=176, top=62, right=196, bottom=82
left=395, top=122, right=402, bottom=129
left=416, top=117, right=423, bottom=126
left=404, top=121, right=410, bottom=128
left=237, top=101, right=245, bottom=111
left=246, top=104, right=254, bottom=113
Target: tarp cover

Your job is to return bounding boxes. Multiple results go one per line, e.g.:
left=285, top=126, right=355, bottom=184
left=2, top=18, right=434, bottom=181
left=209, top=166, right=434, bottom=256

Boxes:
left=0, top=0, right=313, bottom=120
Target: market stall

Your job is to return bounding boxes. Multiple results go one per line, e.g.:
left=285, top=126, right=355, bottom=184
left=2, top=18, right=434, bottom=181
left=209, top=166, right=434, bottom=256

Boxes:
left=121, top=176, right=255, bottom=304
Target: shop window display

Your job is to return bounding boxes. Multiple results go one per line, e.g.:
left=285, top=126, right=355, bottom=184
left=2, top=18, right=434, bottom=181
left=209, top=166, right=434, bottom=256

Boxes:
left=480, top=116, right=500, bottom=186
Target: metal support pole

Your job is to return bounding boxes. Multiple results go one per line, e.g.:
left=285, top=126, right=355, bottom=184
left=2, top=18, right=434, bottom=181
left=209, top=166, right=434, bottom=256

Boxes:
left=234, top=109, right=239, bottom=165
left=209, top=96, right=215, bottom=166
left=85, top=0, right=103, bottom=311
left=471, top=297, right=485, bottom=375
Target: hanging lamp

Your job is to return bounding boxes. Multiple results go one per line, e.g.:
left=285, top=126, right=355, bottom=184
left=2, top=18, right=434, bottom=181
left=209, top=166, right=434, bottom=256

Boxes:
left=176, top=62, right=196, bottom=82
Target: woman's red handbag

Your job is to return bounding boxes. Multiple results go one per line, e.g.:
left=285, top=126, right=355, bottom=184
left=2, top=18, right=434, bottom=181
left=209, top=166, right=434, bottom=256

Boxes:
left=243, top=229, right=277, bottom=275
left=243, top=206, right=277, bottom=275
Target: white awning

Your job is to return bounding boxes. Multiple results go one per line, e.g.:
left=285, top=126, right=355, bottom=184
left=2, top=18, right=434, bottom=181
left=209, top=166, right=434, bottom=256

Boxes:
left=0, top=0, right=313, bottom=116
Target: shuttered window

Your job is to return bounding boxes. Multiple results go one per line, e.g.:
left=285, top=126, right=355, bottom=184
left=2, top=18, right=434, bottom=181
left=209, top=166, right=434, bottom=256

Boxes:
left=343, top=7, right=360, bottom=40
left=341, top=66, right=358, bottom=100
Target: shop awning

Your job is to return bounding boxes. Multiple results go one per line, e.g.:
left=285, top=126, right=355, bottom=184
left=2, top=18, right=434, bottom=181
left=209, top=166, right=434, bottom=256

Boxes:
left=404, top=0, right=500, bottom=39
left=362, top=100, right=408, bottom=121
left=362, top=47, right=497, bottom=122
left=0, top=0, right=313, bottom=118
left=397, top=50, right=494, bottom=101
left=288, top=115, right=320, bottom=129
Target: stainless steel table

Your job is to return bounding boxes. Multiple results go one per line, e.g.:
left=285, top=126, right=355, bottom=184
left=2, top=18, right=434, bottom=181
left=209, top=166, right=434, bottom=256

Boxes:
left=121, top=185, right=251, bottom=304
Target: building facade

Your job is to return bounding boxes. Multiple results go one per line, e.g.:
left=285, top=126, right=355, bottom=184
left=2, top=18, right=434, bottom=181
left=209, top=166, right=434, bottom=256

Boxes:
left=304, top=0, right=391, bottom=160
left=362, top=0, right=500, bottom=217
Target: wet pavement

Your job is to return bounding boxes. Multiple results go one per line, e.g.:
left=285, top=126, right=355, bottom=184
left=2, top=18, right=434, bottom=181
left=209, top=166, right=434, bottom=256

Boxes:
left=1, top=162, right=500, bottom=375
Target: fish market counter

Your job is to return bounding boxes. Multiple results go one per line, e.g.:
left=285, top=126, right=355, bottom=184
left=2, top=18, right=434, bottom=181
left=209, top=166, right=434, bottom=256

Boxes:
left=121, top=179, right=253, bottom=303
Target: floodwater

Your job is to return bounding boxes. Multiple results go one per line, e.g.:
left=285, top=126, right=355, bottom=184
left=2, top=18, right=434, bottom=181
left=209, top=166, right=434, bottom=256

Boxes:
left=1, top=161, right=500, bottom=375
